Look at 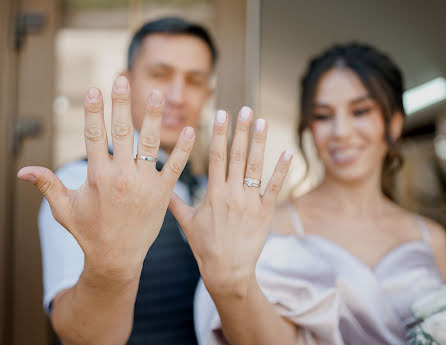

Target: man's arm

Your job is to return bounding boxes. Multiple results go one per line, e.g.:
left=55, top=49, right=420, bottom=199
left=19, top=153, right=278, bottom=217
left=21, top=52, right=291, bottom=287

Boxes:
left=19, top=79, right=195, bottom=345
left=50, top=268, right=141, bottom=345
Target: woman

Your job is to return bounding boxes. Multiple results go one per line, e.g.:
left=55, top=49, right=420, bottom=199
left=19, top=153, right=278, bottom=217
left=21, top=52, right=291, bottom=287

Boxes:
left=169, top=43, right=446, bottom=344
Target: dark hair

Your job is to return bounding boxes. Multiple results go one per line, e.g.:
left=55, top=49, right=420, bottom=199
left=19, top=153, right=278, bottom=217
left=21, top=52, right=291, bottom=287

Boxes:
left=127, top=17, right=217, bottom=70
left=299, top=42, right=406, bottom=198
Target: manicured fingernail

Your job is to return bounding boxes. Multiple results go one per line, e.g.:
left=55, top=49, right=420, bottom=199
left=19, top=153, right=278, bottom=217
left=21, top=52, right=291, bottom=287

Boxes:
left=87, top=88, right=100, bottom=103
left=255, top=118, right=265, bottom=132
left=183, top=126, right=195, bottom=139
left=150, top=90, right=163, bottom=107
left=216, top=110, right=227, bottom=124
left=283, top=150, right=293, bottom=162
left=239, top=106, right=251, bottom=121
left=114, top=76, right=128, bottom=93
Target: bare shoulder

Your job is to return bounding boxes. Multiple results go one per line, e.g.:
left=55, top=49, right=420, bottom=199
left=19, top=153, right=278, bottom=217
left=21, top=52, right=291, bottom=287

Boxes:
left=420, top=216, right=446, bottom=279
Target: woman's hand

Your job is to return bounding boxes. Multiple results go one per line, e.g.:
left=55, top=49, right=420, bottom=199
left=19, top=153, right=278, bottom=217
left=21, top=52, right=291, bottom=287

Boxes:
left=18, top=76, right=195, bottom=283
left=170, top=106, right=292, bottom=298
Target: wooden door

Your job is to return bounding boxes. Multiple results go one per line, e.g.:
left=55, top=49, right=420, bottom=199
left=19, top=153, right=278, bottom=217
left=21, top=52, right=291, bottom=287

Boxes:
left=0, top=0, right=58, bottom=344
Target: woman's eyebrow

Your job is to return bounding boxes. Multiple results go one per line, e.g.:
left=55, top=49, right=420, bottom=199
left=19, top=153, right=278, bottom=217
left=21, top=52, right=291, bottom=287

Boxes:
left=350, top=95, right=372, bottom=105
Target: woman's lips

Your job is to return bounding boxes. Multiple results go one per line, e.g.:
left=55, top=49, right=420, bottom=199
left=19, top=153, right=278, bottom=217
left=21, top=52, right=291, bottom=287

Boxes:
left=330, top=148, right=361, bottom=165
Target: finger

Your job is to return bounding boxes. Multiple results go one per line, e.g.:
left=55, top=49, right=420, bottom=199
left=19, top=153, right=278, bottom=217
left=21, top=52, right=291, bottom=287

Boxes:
left=111, top=76, right=133, bottom=164
left=137, top=90, right=163, bottom=171
left=17, top=166, right=71, bottom=224
left=208, top=110, right=228, bottom=187
left=161, top=126, right=195, bottom=188
left=169, top=192, right=194, bottom=237
left=262, top=150, right=293, bottom=208
left=83, top=87, right=109, bottom=174
left=244, top=118, right=267, bottom=193
left=227, top=106, right=252, bottom=185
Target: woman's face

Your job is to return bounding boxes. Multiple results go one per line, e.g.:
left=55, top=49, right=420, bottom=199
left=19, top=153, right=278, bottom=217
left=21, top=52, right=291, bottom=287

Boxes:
left=310, top=68, right=389, bottom=184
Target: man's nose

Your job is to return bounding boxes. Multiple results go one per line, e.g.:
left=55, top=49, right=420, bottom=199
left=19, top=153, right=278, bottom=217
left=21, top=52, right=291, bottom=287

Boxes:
left=165, top=75, right=185, bottom=106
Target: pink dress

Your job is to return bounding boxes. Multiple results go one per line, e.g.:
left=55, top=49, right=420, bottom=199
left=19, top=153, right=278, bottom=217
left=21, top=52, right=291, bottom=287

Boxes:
left=194, top=207, right=444, bottom=345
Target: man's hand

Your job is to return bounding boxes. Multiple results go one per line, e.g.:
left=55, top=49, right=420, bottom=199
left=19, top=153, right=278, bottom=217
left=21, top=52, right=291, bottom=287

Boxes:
left=18, top=76, right=195, bottom=284
left=169, top=107, right=292, bottom=299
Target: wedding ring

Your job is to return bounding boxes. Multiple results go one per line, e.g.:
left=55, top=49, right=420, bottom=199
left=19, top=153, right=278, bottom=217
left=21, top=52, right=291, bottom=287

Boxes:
left=244, top=177, right=261, bottom=188
left=135, top=153, right=157, bottom=162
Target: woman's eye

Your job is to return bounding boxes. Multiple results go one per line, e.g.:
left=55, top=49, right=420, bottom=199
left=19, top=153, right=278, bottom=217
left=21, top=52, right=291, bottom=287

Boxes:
left=352, top=108, right=370, bottom=117
left=313, top=113, right=331, bottom=121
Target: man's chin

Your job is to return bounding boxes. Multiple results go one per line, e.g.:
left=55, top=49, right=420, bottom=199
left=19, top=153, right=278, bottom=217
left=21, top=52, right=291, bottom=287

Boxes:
left=160, top=136, right=180, bottom=154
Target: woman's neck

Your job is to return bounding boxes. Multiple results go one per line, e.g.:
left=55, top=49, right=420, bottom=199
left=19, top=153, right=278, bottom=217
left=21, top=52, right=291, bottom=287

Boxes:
left=314, top=171, right=390, bottom=218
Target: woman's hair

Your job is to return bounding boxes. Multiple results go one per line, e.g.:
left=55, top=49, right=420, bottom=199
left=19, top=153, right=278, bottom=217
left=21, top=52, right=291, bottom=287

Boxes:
left=298, top=42, right=406, bottom=198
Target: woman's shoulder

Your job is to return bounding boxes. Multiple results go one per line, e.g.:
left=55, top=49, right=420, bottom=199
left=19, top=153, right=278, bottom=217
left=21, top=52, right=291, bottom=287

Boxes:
left=271, top=202, right=297, bottom=236
left=271, top=193, right=318, bottom=236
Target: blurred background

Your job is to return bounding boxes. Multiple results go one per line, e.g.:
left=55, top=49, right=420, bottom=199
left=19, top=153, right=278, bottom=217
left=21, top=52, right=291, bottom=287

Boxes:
left=1, top=0, right=445, bottom=344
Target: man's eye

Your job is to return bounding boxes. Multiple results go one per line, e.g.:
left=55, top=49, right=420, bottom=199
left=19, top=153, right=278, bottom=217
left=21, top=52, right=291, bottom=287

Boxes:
left=149, top=70, right=168, bottom=78
left=352, top=108, right=370, bottom=117
left=187, top=76, right=206, bottom=87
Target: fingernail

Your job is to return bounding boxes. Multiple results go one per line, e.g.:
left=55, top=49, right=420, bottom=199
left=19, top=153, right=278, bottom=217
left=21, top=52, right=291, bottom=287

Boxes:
left=239, top=106, right=251, bottom=121
left=183, top=126, right=195, bottom=139
left=150, top=90, right=163, bottom=107
left=87, top=88, right=100, bottom=103
left=255, top=118, right=265, bottom=132
left=283, top=150, right=293, bottom=162
left=17, top=170, right=36, bottom=182
left=216, top=110, right=227, bottom=124
left=114, top=76, right=129, bottom=93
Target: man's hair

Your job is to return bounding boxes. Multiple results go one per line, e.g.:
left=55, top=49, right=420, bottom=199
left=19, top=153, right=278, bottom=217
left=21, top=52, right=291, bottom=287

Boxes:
left=127, top=17, right=218, bottom=70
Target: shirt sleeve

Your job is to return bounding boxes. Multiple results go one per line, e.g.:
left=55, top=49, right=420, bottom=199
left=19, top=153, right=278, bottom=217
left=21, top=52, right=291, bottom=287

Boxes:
left=38, top=161, right=87, bottom=315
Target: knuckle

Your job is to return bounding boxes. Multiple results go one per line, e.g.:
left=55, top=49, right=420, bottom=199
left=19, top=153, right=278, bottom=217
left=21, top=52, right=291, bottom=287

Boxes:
left=36, top=178, right=52, bottom=196
left=89, top=169, right=106, bottom=186
left=209, top=149, right=225, bottom=163
left=139, top=134, right=159, bottom=152
left=84, top=126, right=104, bottom=142
left=113, top=173, right=130, bottom=194
left=269, top=181, right=281, bottom=194
left=167, top=160, right=183, bottom=175
left=246, top=159, right=262, bottom=175
left=252, top=135, right=265, bottom=144
left=112, top=123, right=131, bottom=140
left=214, top=124, right=227, bottom=135
left=112, top=93, right=129, bottom=104
left=85, top=102, right=103, bottom=114
left=237, top=122, right=250, bottom=133
left=230, top=149, right=246, bottom=163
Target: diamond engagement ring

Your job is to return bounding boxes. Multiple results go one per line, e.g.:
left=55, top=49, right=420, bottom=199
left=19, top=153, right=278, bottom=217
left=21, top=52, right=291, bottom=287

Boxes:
left=135, top=153, right=157, bottom=162
left=244, top=177, right=261, bottom=188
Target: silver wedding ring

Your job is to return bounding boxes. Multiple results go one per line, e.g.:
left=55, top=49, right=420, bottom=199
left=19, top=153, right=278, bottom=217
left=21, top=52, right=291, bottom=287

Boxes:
left=135, top=153, right=157, bottom=162
left=244, top=177, right=261, bottom=188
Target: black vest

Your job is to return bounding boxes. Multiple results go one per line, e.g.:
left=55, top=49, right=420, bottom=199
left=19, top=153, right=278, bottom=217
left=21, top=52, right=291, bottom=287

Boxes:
left=126, top=209, right=200, bottom=345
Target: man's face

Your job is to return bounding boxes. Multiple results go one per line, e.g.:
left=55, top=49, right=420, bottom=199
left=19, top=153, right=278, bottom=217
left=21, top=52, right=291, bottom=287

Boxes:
left=127, top=33, right=213, bottom=152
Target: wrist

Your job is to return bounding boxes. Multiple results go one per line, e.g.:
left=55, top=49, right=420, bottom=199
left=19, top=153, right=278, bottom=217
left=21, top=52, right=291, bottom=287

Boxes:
left=81, top=258, right=143, bottom=292
left=206, top=271, right=257, bottom=300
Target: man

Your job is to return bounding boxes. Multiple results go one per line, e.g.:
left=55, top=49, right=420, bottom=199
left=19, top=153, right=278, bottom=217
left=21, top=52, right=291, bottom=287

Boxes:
left=36, top=17, right=217, bottom=344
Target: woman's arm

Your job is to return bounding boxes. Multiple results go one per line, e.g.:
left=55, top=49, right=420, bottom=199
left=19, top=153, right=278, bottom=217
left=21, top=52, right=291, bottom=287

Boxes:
left=170, top=107, right=296, bottom=345
left=211, top=278, right=298, bottom=345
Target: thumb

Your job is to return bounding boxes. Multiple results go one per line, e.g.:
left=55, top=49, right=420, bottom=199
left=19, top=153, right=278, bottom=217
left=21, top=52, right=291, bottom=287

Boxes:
left=17, top=166, right=71, bottom=220
left=169, top=192, right=194, bottom=236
